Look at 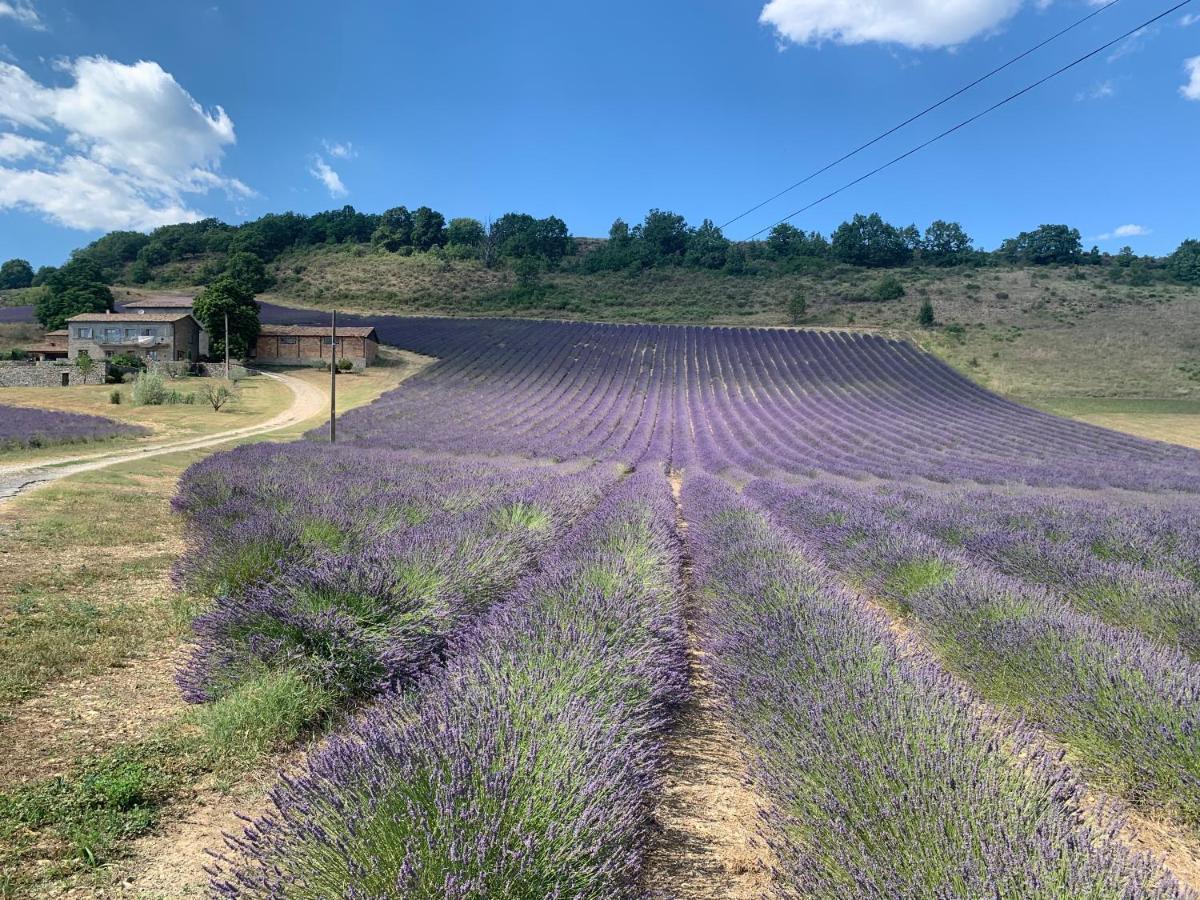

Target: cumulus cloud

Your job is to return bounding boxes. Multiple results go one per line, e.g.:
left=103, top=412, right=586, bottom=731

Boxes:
left=1183, top=56, right=1200, bottom=101
left=0, top=1, right=43, bottom=30
left=0, top=56, right=248, bottom=232
left=1095, top=224, right=1150, bottom=241
left=759, top=0, right=1025, bottom=49
left=323, top=140, right=356, bottom=159
left=309, top=156, right=347, bottom=198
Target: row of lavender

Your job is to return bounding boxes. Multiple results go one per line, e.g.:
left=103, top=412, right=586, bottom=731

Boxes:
left=173, top=443, right=613, bottom=712
left=746, top=476, right=1200, bottom=834
left=0, top=403, right=145, bottom=451
left=684, top=473, right=1183, bottom=897
left=211, top=470, right=687, bottom=897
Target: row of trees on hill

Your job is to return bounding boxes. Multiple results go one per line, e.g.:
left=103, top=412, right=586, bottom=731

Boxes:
left=8, top=210, right=1200, bottom=321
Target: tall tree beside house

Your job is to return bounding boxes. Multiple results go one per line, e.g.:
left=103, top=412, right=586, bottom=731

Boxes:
left=36, top=258, right=113, bottom=330
left=192, top=276, right=261, bottom=361
left=0, top=258, right=34, bottom=289
left=224, top=251, right=271, bottom=294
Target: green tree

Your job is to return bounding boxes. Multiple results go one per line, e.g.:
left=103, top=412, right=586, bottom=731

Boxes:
left=224, top=251, right=271, bottom=294
left=74, top=351, right=95, bottom=379
left=0, top=258, right=34, bottom=289
left=685, top=219, right=730, bottom=269
left=870, top=275, right=906, bottom=301
left=1168, top=239, right=1200, bottom=284
left=410, top=206, right=447, bottom=251
left=998, top=224, right=1082, bottom=265
left=447, top=217, right=485, bottom=248
left=192, top=276, right=261, bottom=360
left=371, top=206, right=414, bottom=252
left=73, top=231, right=150, bottom=280
left=831, top=213, right=912, bottom=267
left=921, top=221, right=973, bottom=266
left=788, top=293, right=807, bottom=325
left=31, top=265, right=56, bottom=287
left=36, top=258, right=113, bottom=330
left=918, top=299, right=935, bottom=327
left=634, top=209, right=690, bottom=262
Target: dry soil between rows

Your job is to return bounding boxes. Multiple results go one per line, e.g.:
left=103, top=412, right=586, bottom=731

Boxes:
left=641, top=471, right=777, bottom=899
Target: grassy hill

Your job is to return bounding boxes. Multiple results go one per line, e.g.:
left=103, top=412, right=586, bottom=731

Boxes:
left=246, top=244, right=1200, bottom=405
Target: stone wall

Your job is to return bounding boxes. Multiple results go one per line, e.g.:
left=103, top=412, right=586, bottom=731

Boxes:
left=0, top=360, right=108, bottom=387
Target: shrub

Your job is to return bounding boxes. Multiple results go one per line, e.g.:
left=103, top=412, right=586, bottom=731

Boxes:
left=131, top=371, right=167, bottom=406
left=918, top=299, right=936, bottom=327
left=109, top=390, right=121, bottom=405
left=336, top=358, right=354, bottom=372
left=201, top=381, right=238, bottom=412
left=869, top=275, right=905, bottom=301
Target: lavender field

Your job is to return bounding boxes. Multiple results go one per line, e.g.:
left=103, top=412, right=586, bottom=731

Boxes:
left=174, top=318, right=1200, bottom=897
left=0, top=403, right=146, bottom=452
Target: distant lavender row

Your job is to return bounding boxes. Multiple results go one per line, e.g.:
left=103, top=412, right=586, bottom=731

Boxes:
left=174, top=443, right=610, bottom=706
left=212, top=469, right=687, bottom=898
left=748, top=477, right=1200, bottom=830
left=682, top=473, right=1182, bottom=898
left=0, top=403, right=146, bottom=451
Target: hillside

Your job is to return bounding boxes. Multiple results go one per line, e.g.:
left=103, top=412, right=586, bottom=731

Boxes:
left=248, top=245, right=1200, bottom=404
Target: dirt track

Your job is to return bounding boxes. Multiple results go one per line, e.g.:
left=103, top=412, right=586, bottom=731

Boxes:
left=0, top=369, right=326, bottom=503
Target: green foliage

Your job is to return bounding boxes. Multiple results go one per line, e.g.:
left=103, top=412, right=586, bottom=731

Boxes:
left=788, top=293, right=807, bottom=325
left=109, top=389, right=121, bottom=405
left=635, top=209, right=690, bottom=261
left=490, top=212, right=572, bottom=263
left=224, top=251, right=271, bottom=294
left=31, top=264, right=56, bottom=287
left=446, top=217, right=485, bottom=249
left=74, top=352, right=95, bottom=378
left=131, top=371, right=167, bottom=406
left=372, top=206, right=414, bottom=252
left=921, top=220, right=974, bottom=266
left=831, top=213, right=913, bottom=268
left=918, top=299, right=936, bottom=327
left=999, top=224, right=1083, bottom=265
left=73, top=231, right=150, bottom=281
left=767, top=223, right=828, bottom=259
left=870, top=275, right=906, bottom=301
left=1168, top=239, right=1200, bottom=284
left=0, top=257, right=34, bottom=289
left=512, top=256, right=544, bottom=287
left=201, top=380, right=239, bottom=411
left=36, top=258, right=113, bottom=330
left=336, top=358, right=354, bottom=372
left=685, top=219, right=730, bottom=269
left=193, top=277, right=260, bottom=360
left=108, top=352, right=146, bottom=372
left=410, top=206, right=447, bottom=251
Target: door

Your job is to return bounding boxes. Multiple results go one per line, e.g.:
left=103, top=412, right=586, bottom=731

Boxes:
left=61, top=372, right=69, bottom=386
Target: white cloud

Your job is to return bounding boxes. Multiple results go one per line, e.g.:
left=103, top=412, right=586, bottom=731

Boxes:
left=1095, top=224, right=1150, bottom=241
left=0, top=56, right=249, bottom=232
left=1180, top=13, right=1199, bottom=26
left=0, top=132, right=52, bottom=161
left=323, top=140, right=356, bottom=159
left=309, top=156, right=346, bottom=198
left=1075, top=80, right=1114, bottom=101
left=0, top=1, right=43, bottom=30
left=759, top=0, right=1024, bottom=49
left=1183, top=56, right=1200, bottom=101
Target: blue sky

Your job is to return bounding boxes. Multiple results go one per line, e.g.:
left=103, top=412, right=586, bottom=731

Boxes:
left=0, top=0, right=1197, bottom=267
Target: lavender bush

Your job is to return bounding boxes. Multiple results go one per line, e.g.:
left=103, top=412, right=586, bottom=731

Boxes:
left=210, top=470, right=688, bottom=897
left=0, top=402, right=145, bottom=451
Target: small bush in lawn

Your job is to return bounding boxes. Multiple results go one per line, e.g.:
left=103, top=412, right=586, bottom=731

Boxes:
left=201, top=381, right=238, bottom=412
left=336, top=358, right=354, bottom=372
left=131, top=371, right=167, bottom=406
left=918, top=299, right=936, bottom=327
left=109, top=390, right=121, bottom=405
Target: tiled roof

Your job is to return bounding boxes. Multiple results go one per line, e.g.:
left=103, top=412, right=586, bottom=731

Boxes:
left=121, top=296, right=195, bottom=309
left=258, top=324, right=378, bottom=338
left=68, top=311, right=195, bottom=323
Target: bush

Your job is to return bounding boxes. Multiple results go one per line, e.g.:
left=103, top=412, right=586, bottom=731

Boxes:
left=109, top=352, right=146, bottom=372
left=918, top=299, right=936, bottom=327
left=131, top=370, right=167, bottom=406
left=336, top=358, right=354, bottom=372
left=109, top=390, right=122, bottom=405
left=870, top=275, right=906, bottom=301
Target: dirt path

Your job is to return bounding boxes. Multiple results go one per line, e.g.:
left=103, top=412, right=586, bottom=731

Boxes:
left=641, top=470, right=776, bottom=900
left=0, top=369, right=327, bottom=503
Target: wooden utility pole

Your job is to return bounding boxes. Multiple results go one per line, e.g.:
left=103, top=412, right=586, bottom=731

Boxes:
left=224, top=313, right=230, bottom=379
left=329, top=309, right=337, bottom=444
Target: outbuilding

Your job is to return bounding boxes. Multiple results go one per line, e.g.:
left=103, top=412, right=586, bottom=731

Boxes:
left=252, top=324, right=380, bottom=370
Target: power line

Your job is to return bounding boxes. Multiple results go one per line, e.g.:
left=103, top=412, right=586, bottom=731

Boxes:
left=720, top=0, right=1124, bottom=232
left=747, top=0, right=1194, bottom=240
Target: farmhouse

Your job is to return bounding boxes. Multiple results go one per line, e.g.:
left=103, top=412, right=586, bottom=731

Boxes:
left=122, top=294, right=209, bottom=356
left=22, top=329, right=69, bottom=361
left=67, top=310, right=202, bottom=363
left=253, top=324, right=380, bottom=369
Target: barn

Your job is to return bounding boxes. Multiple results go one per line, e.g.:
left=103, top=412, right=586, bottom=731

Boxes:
left=252, top=324, right=380, bottom=370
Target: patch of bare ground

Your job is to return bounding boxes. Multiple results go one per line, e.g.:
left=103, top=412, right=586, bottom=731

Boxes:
left=0, top=639, right=182, bottom=789
left=858, top=589, right=1200, bottom=895
left=641, top=471, right=776, bottom=900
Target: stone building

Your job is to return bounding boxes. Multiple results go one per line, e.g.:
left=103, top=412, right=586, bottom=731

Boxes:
left=121, top=295, right=209, bottom=356
left=22, top=329, right=70, bottom=361
left=67, top=310, right=202, bottom=363
left=252, top=324, right=379, bottom=369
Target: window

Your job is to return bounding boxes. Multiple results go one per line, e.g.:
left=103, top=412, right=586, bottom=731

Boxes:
left=147, top=350, right=158, bottom=360
left=77, top=327, right=92, bottom=339
left=322, top=336, right=334, bottom=345
left=125, top=328, right=137, bottom=338
left=104, top=327, right=121, bottom=342
left=142, top=328, right=153, bottom=337
left=280, top=336, right=298, bottom=345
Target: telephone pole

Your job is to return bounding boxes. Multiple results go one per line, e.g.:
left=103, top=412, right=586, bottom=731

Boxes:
left=224, top=313, right=230, bottom=380
left=329, top=309, right=337, bottom=444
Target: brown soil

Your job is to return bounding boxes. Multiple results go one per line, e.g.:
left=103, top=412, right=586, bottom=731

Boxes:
left=641, top=471, right=777, bottom=900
